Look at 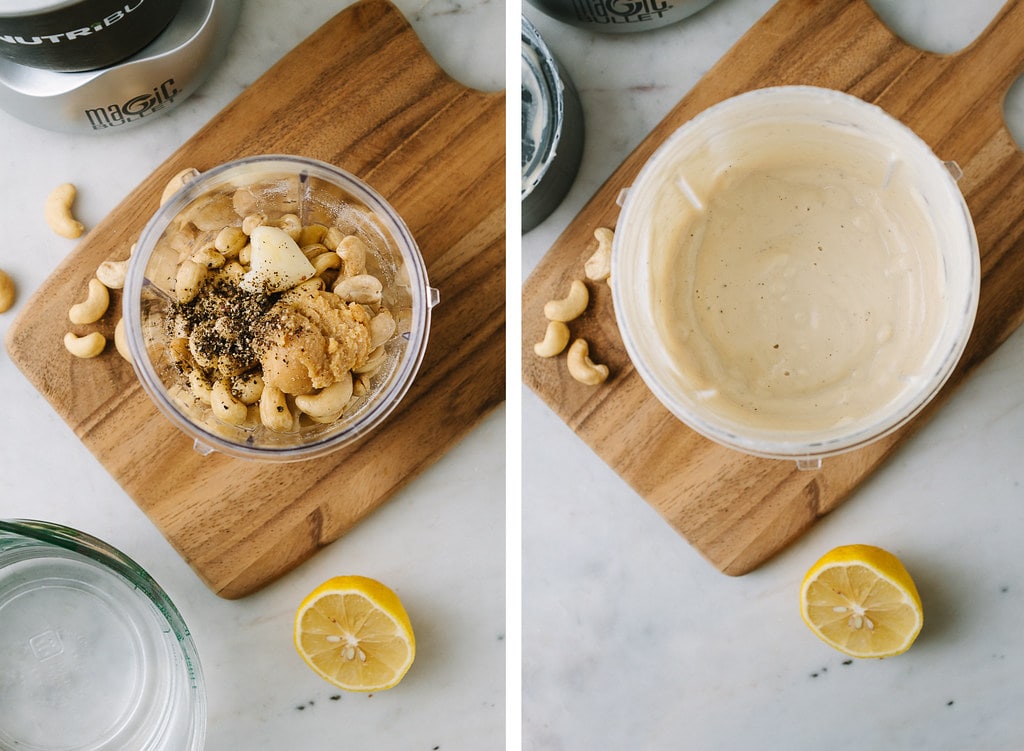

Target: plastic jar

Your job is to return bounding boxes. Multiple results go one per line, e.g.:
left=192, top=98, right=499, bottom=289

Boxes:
left=612, top=86, right=980, bottom=465
left=124, top=154, right=438, bottom=462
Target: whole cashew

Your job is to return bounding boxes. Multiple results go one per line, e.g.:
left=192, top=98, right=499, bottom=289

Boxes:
left=211, top=379, right=248, bottom=425
left=352, top=372, right=371, bottom=397
left=114, top=318, right=132, bottom=362
left=368, top=309, right=396, bottom=349
left=294, top=372, right=354, bottom=419
left=63, top=331, right=105, bottom=358
left=333, top=274, right=383, bottom=305
left=241, top=212, right=267, bottom=236
left=544, top=279, right=589, bottom=322
left=533, top=320, right=570, bottom=358
left=187, top=370, right=212, bottom=405
left=190, top=245, right=227, bottom=269
left=566, top=338, right=609, bottom=385
left=337, top=235, right=368, bottom=278
left=175, top=259, right=207, bottom=303
left=275, top=213, right=303, bottom=241
left=0, top=269, right=15, bottom=314
left=215, top=226, right=247, bottom=257
left=323, top=226, right=345, bottom=251
left=259, top=383, right=294, bottom=432
left=68, top=277, right=110, bottom=325
left=231, top=186, right=258, bottom=217
left=231, top=372, right=265, bottom=405
left=299, top=223, right=328, bottom=246
left=221, top=260, right=246, bottom=284
left=353, top=345, right=388, bottom=375
left=97, top=259, right=128, bottom=289
left=301, top=242, right=329, bottom=261
left=45, top=183, right=85, bottom=239
left=292, top=278, right=325, bottom=293
left=585, top=227, right=614, bottom=282
left=159, top=167, right=200, bottom=205
left=312, top=251, right=341, bottom=275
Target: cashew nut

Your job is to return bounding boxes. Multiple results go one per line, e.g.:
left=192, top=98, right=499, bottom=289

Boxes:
left=45, top=183, right=85, bottom=239
left=241, top=212, right=267, bottom=236
left=211, top=379, right=248, bottom=425
left=0, top=269, right=15, bottom=314
left=294, top=372, right=354, bottom=419
left=275, top=213, right=303, bottom=240
left=333, top=274, right=383, bottom=305
left=189, top=193, right=237, bottom=232
left=259, top=383, right=294, bottom=432
left=368, top=309, right=396, bottom=349
left=323, top=226, right=345, bottom=251
left=190, top=245, right=227, bottom=269
left=533, top=320, right=570, bottom=358
left=352, top=372, right=371, bottom=397
left=312, top=251, right=341, bottom=275
left=175, top=259, right=207, bottom=303
left=292, top=277, right=326, bottom=293
left=187, top=370, right=212, bottom=405
left=544, top=279, right=589, bottom=322
left=231, top=186, right=258, bottom=217
left=160, top=167, right=200, bottom=205
left=114, top=318, right=132, bottom=362
left=231, top=372, right=265, bottom=405
left=585, top=227, right=613, bottom=282
left=221, top=260, right=246, bottom=284
left=566, top=338, right=609, bottom=385
left=353, top=346, right=388, bottom=375
left=299, top=223, right=328, bottom=246
left=68, top=277, right=110, bottom=325
left=337, top=235, right=368, bottom=278
left=301, top=242, right=329, bottom=261
left=63, top=331, right=105, bottom=358
left=214, top=226, right=247, bottom=257
left=97, top=259, right=128, bottom=289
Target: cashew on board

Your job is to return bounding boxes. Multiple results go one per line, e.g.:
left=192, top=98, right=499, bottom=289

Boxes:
left=45, top=183, right=85, bottom=239
left=63, top=331, right=106, bottom=358
left=533, top=320, right=570, bottom=358
left=543, top=279, right=589, bottom=323
left=566, top=338, right=609, bottom=386
left=584, top=227, right=613, bottom=282
left=68, top=277, right=109, bottom=325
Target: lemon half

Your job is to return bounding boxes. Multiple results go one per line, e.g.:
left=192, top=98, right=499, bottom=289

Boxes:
left=294, top=575, right=416, bottom=691
left=800, top=544, right=923, bottom=658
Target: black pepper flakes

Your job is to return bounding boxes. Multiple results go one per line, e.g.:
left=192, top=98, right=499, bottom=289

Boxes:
left=168, top=273, right=279, bottom=376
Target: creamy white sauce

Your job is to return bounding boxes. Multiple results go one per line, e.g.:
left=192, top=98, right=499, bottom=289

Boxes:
left=646, top=122, right=945, bottom=433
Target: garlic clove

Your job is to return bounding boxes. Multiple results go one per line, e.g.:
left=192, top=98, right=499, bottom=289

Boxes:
left=240, top=225, right=315, bottom=294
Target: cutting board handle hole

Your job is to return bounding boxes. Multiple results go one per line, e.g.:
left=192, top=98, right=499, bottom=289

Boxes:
left=866, top=0, right=1006, bottom=55
left=1003, top=74, right=1024, bottom=152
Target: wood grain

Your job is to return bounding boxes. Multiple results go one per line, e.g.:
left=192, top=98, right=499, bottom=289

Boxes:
left=5, top=0, right=505, bottom=598
left=523, top=0, right=1024, bottom=575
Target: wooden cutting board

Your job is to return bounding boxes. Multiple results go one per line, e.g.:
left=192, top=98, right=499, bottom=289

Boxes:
left=523, top=0, right=1024, bottom=575
left=6, top=0, right=504, bottom=599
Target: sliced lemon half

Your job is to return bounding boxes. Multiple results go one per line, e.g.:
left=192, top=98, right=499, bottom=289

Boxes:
left=800, top=544, right=923, bottom=659
left=294, top=575, right=415, bottom=691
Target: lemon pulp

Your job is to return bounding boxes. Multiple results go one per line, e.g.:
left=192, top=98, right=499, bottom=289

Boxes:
left=800, top=544, right=923, bottom=658
left=294, top=575, right=415, bottom=691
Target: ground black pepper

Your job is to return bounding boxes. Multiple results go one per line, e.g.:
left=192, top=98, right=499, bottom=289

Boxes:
left=170, top=274, right=279, bottom=377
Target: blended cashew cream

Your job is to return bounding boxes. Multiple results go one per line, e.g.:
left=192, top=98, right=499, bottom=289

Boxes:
left=643, top=120, right=947, bottom=435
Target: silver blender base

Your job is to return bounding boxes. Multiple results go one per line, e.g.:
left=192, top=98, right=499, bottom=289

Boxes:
left=0, top=0, right=239, bottom=134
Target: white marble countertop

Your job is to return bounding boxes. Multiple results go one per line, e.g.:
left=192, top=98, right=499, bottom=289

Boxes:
left=522, top=0, right=1024, bottom=748
left=0, top=1, right=504, bottom=750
